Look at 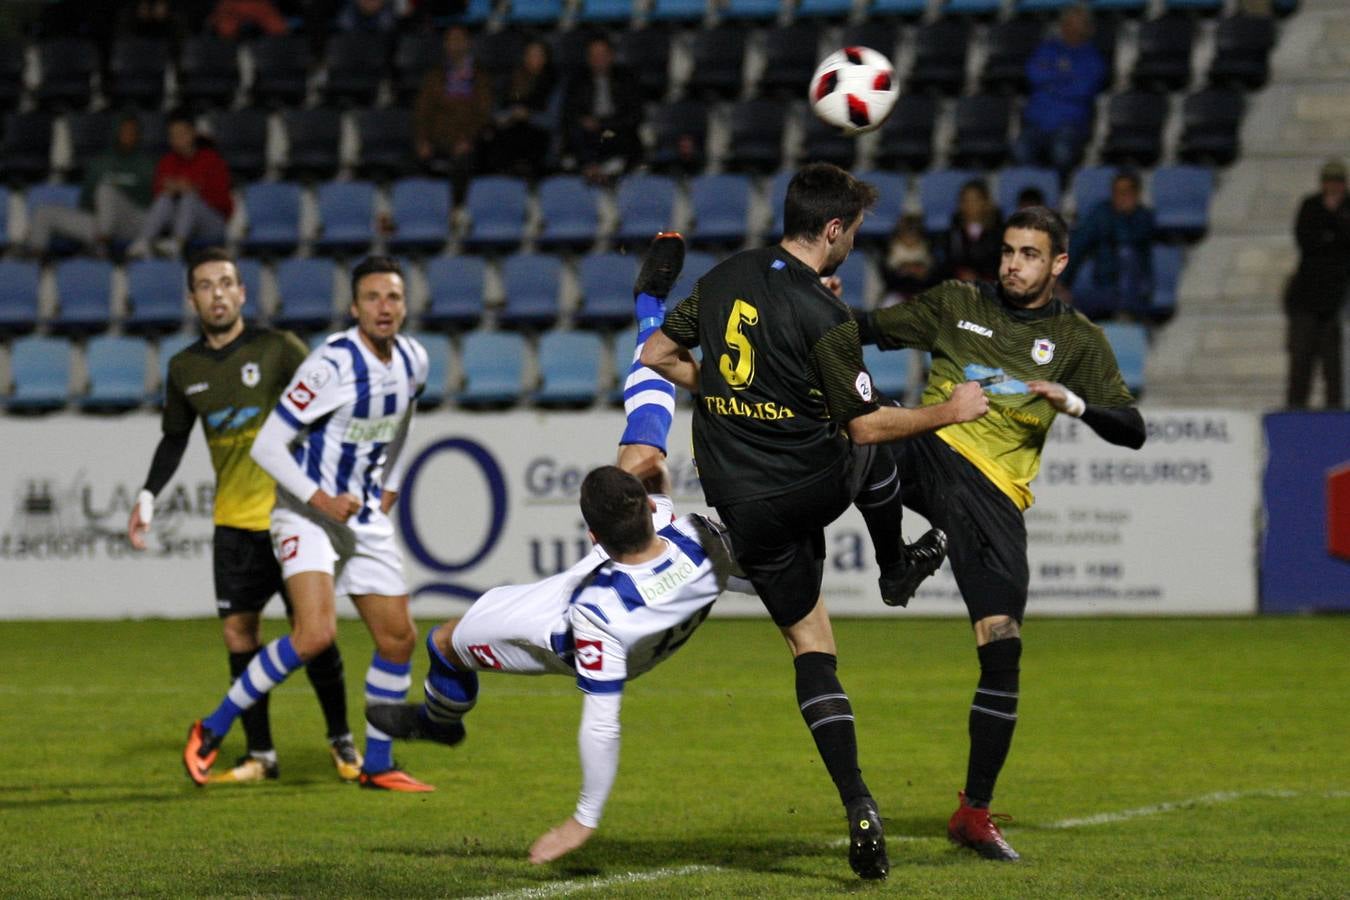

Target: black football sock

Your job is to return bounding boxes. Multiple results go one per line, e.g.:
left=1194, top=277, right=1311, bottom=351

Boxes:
left=855, top=455, right=904, bottom=570
left=964, top=637, right=1021, bottom=808
left=795, top=651, right=870, bottom=806
left=304, top=642, right=351, bottom=740
left=232, top=649, right=274, bottom=754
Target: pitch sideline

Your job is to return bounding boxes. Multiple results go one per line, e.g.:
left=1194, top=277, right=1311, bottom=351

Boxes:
left=465, top=864, right=724, bottom=900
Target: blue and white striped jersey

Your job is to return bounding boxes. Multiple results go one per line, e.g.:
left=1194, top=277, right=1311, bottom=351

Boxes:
left=265, top=328, right=427, bottom=520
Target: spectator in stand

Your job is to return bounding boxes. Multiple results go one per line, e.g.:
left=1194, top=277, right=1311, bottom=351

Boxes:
left=414, top=25, right=494, bottom=206
left=337, top=0, right=402, bottom=32
left=488, top=39, right=560, bottom=179
left=26, top=114, right=155, bottom=259
left=127, top=111, right=234, bottom=259
left=1283, top=158, right=1350, bottom=409
left=940, top=179, right=1003, bottom=282
left=881, top=213, right=937, bottom=306
left=1061, top=170, right=1155, bottom=319
left=1014, top=4, right=1108, bottom=177
left=562, top=35, right=642, bottom=186
left=1016, top=186, right=1047, bottom=211
left=207, top=0, right=289, bottom=39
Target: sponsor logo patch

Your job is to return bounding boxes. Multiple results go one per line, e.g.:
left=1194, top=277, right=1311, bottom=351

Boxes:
left=1032, top=338, right=1056, bottom=364
left=185, top=382, right=209, bottom=396
left=467, top=644, right=502, bottom=670
left=304, top=366, right=332, bottom=390
left=286, top=382, right=316, bottom=410
left=576, top=639, right=604, bottom=671
left=280, top=535, right=299, bottom=561
left=958, top=319, right=994, bottom=338
left=240, top=362, right=260, bottom=387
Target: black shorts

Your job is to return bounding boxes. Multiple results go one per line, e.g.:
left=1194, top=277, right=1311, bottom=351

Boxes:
left=716, top=444, right=886, bottom=628
left=891, top=433, right=1029, bottom=624
left=213, top=525, right=287, bottom=618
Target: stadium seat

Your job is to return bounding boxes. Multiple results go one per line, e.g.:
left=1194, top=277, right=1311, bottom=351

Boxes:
left=724, top=99, right=788, bottom=173
left=874, top=94, right=938, bottom=171
left=393, top=32, right=442, bottom=102
left=795, top=0, right=853, bottom=19
left=323, top=31, right=390, bottom=106
left=649, top=0, right=707, bottom=24
left=207, top=109, right=270, bottom=181
left=671, top=250, right=717, bottom=303
left=499, top=253, right=563, bottom=330
left=578, top=0, right=636, bottom=24
left=423, top=254, right=486, bottom=331
left=834, top=251, right=873, bottom=313
left=0, top=184, right=7, bottom=251
left=1131, top=15, right=1195, bottom=92
left=0, top=259, right=40, bottom=337
left=945, top=0, right=1002, bottom=16
left=107, top=37, right=169, bottom=108
left=615, top=29, right=672, bottom=100
left=723, top=0, right=781, bottom=20
left=235, top=258, right=265, bottom=321
left=1149, top=243, right=1183, bottom=323
left=242, top=182, right=303, bottom=257
left=1, top=112, right=53, bottom=183
left=536, top=176, right=601, bottom=251
left=546, top=31, right=592, bottom=81
left=179, top=36, right=241, bottom=109
left=577, top=253, right=640, bottom=329
left=863, top=344, right=912, bottom=401
left=448, top=0, right=493, bottom=25
left=1100, top=90, right=1168, bottom=167
left=67, top=111, right=125, bottom=177
left=1163, top=0, right=1222, bottom=13
left=758, top=25, right=821, bottom=97
left=951, top=94, right=1014, bottom=168
left=609, top=325, right=639, bottom=404
left=52, top=258, right=113, bottom=335
left=36, top=37, right=97, bottom=110
left=1070, top=165, right=1117, bottom=219
left=250, top=35, right=310, bottom=107
left=508, top=0, right=565, bottom=24
left=980, top=19, right=1045, bottom=94
left=1151, top=165, right=1214, bottom=241
left=856, top=171, right=908, bottom=243
left=1209, top=16, right=1275, bottom=90
left=25, top=182, right=81, bottom=256
left=685, top=28, right=746, bottom=99
left=766, top=169, right=795, bottom=240
left=1093, top=0, right=1148, bottom=14
left=462, top=176, right=528, bottom=252
left=908, top=20, right=970, bottom=96
left=688, top=174, right=752, bottom=247
left=315, top=180, right=377, bottom=257
left=388, top=177, right=451, bottom=254
left=1068, top=258, right=1115, bottom=320
left=409, top=332, right=451, bottom=409
left=838, top=23, right=900, bottom=57
left=1100, top=321, right=1147, bottom=395
left=124, top=259, right=187, bottom=335
left=869, top=0, right=927, bottom=17
left=0, top=41, right=23, bottom=112
left=458, top=330, right=527, bottom=408
left=157, top=332, right=198, bottom=397
left=801, top=115, right=859, bottom=170
left=82, top=335, right=148, bottom=411
left=615, top=174, right=678, bottom=247
left=7, top=335, right=72, bottom=412
left=475, top=32, right=526, bottom=82
left=997, top=167, right=1061, bottom=216
left=283, top=108, right=342, bottom=179
left=919, top=169, right=981, bottom=233
left=355, top=108, right=415, bottom=179
left=1178, top=89, right=1244, bottom=167
left=535, top=330, right=604, bottom=407
left=273, top=258, right=337, bottom=332
left=645, top=101, right=709, bottom=173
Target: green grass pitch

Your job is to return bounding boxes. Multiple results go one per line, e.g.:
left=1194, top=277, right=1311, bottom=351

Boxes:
left=2, top=616, right=1347, bottom=898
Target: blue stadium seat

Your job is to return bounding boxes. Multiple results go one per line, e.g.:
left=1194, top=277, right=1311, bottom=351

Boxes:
left=1100, top=321, right=1148, bottom=395
left=1068, top=258, right=1116, bottom=320
left=1071, top=166, right=1117, bottom=219
left=500, top=254, right=563, bottom=330
left=1149, top=244, right=1183, bottom=322
left=857, top=172, right=909, bottom=243
left=355, top=108, right=415, bottom=179
left=82, top=334, right=148, bottom=411
left=35, top=38, right=97, bottom=110
left=242, top=182, right=303, bottom=256
left=125, top=259, right=186, bottom=335
left=0, top=259, right=41, bottom=336
left=179, top=36, right=241, bottom=110
left=863, top=345, right=912, bottom=402
left=8, top=335, right=71, bottom=411
left=577, top=253, right=639, bottom=329
left=577, top=0, right=635, bottom=22
left=26, top=183, right=82, bottom=256
left=688, top=174, right=752, bottom=247
left=834, top=251, right=873, bottom=313
left=1094, top=0, right=1147, bottom=13
left=724, top=99, right=788, bottom=173
left=409, top=332, right=452, bottom=409
left=52, top=258, right=114, bottom=335
left=671, top=251, right=717, bottom=303
left=315, top=180, right=376, bottom=257
left=536, top=176, right=601, bottom=251
left=722, top=0, right=781, bottom=21
left=282, top=108, right=342, bottom=180
left=4, top=114, right=55, bottom=182
left=649, top=0, right=706, bottom=23
left=535, top=330, right=604, bottom=407
left=458, top=330, right=527, bottom=408
left=766, top=169, right=796, bottom=240
left=609, top=326, right=639, bottom=404
left=1152, top=166, right=1214, bottom=241
left=919, top=169, right=981, bottom=233
left=997, top=167, right=1061, bottom=217
left=645, top=101, right=708, bottom=172
left=388, top=177, right=451, bottom=254
left=448, top=0, right=492, bottom=24
left=952, top=95, right=1014, bottom=168
left=157, top=332, right=198, bottom=399
left=508, top=0, right=565, bottom=24
left=909, top=20, right=970, bottom=95
left=795, top=0, right=852, bottom=17
left=423, top=254, right=486, bottom=331
left=870, top=0, right=927, bottom=16
left=0, top=184, right=8, bottom=251
left=945, top=0, right=1002, bottom=16
left=234, top=258, right=265, bottom=322
left=273, top=258, right=336, bottom=333
left=463, top=176, right=529, bottom=251
left=1164, top=0, right=1222, bottom=13
left=615, top=175, right=678, bottom=247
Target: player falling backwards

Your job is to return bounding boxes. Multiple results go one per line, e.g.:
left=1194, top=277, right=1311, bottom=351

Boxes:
left=859, top=206, right=1146, bottom=860
left=130, top=247, right=361, bottom=784
left=368, top=234, right=762, bottom=864
left=183, top=256, right=435, bottom=792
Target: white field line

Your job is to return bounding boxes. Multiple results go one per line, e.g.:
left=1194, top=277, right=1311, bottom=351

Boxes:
left=465, top=864, right=723, bottom=900
left=1041, top=789, right=1302, bottom=829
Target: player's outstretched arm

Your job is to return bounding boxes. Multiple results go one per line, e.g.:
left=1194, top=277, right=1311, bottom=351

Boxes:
left=847, top=380, right=989, bottom=445
left=1026, top=380, right=1145, bottom=449
left=528, top=817, right=597, bottom=865
left=531, top=688, right=622, bottom=864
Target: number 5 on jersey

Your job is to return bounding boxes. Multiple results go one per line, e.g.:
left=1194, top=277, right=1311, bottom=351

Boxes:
left=718, top=299, right=759, bottom=390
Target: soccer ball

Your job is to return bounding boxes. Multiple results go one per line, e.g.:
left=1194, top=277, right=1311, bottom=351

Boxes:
left=809, top=46, right=899, bottom=136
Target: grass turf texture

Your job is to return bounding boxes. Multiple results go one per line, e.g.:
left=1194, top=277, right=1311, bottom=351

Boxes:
left=2, top=617, right=1347, bottom=898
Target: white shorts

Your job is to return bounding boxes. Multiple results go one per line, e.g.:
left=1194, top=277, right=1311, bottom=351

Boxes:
left=270, top=501, right=408, bottom=599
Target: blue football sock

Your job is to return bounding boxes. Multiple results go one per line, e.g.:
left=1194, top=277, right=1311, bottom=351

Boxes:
left=204, top=635, right=302, bottom=738
left=363, top=652, right=411, bottom=774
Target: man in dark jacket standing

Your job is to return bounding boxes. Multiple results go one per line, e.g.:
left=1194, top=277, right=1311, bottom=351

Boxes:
left=1285, top=158, right=1350, bottom=409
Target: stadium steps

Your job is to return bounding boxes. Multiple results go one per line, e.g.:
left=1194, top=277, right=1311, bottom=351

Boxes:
left=1145, top=0, right=1349, bottom=410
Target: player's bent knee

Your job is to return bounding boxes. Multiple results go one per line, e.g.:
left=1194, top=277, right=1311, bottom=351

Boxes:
left=973, top=615, right=1020, bottom=647
left=292, top=624, right=337, bottom=660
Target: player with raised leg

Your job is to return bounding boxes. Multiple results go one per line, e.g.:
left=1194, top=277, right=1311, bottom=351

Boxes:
left=182, top=256, right=434, bottom=792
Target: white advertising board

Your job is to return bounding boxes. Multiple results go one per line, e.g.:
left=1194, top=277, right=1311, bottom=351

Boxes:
left=0, top=407, right=1258, bottom=619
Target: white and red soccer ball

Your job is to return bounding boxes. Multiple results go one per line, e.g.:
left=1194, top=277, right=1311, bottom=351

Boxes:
left=809, top=46, right=899, bottom=136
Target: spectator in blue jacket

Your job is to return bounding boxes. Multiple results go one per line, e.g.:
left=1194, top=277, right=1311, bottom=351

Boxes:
left=1014, top=4, right=1108, bottom=176
left=1062, top=170, right=1155, bottom=319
